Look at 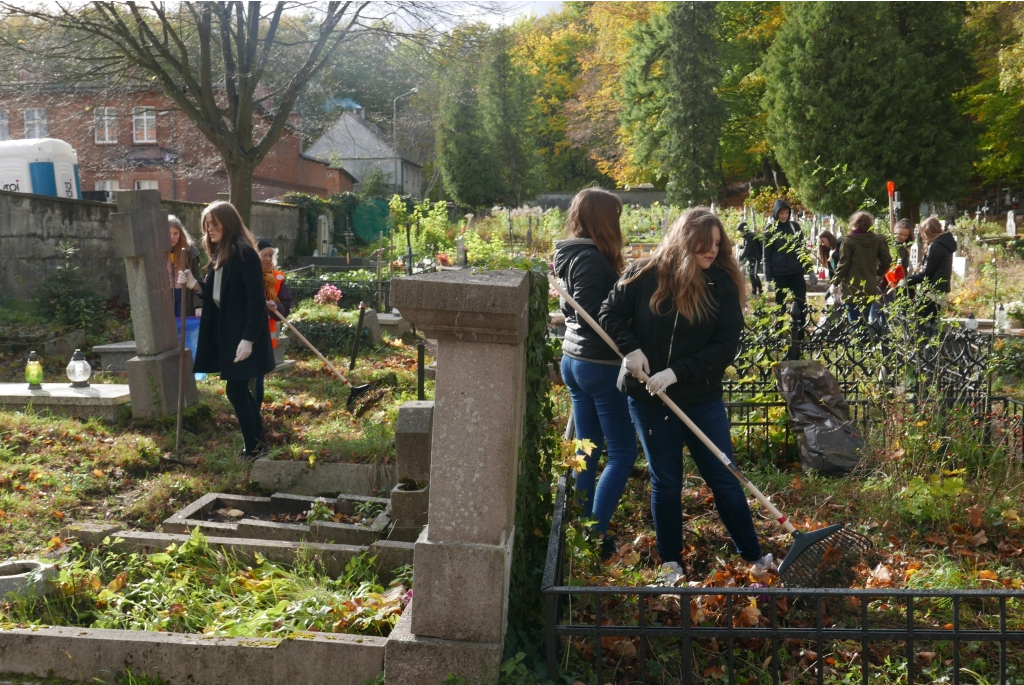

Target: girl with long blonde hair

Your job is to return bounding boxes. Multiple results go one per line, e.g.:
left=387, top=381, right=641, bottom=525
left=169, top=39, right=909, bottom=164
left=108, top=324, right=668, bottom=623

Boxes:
left=600, top=207, right=770, bottom=584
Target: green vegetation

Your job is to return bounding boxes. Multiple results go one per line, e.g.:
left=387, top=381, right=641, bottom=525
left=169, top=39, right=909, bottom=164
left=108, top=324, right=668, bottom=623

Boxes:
left=1, top=529, right=408, bottom=638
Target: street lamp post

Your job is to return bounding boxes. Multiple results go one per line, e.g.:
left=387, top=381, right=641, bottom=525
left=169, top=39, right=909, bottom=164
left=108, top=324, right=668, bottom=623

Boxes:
left=393, top=88, right=418, bottom=196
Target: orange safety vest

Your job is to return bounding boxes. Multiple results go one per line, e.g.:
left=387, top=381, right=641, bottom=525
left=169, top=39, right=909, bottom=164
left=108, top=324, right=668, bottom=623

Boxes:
left=268, top=271, right=285, bottom=348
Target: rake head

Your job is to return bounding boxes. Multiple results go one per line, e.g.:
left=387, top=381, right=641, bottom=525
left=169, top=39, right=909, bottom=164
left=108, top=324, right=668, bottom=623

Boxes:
left=345, top=383, right=374, bottom=408
left=778, top=523, right=874, bottom=588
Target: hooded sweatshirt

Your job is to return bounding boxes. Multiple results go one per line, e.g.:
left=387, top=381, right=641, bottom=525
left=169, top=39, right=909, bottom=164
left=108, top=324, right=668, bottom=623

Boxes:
left=762, top=200, right=807, bottom=280
left=553, top=238, right=620, bottom=362
left=907, top=231, right=958, bottom=294
left=834, top=230, right=892, bottom=298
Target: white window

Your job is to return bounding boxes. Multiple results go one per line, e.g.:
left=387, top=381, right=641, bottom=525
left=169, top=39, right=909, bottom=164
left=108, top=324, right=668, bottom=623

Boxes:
left=24, top=108, right=46, bottom=138
left=94, top=107, right=117, bottom=144
left=134, top=180, right=158, bottom=190
left=95, top=180, right=119, bottom=191
left=0, top=111, right=7, bottom=141
left=132, top=106, right=156, bottom=143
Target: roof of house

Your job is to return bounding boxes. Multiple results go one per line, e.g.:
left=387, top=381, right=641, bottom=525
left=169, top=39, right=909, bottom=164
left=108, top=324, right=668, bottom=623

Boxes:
left=304, top=111, right=420, bottom=168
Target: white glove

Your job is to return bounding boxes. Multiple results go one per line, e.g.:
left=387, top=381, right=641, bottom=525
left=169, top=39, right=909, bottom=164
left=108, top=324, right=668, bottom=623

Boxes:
left=234, top=340, right=252, bottom=363
left=646, top=368, right=677, bottom=395
left=177, top=269, right=197, bottom=289
left=622, top=349, right=650, bottom=378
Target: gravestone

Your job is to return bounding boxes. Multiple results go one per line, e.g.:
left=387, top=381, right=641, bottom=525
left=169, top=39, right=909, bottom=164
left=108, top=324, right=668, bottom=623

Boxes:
left=113, top=190, right=197, bottom=417
left=1008, top=213, right=1017, bottom=237
left=385, top=269, right=530, bottom=685
left=952, top=255, right=968, bottom=280
left=455, top=237, right=467, bottom=267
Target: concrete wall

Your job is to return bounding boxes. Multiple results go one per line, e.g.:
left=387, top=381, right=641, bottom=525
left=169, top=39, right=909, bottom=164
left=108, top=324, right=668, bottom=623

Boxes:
left=531, top=189, right=668, bottom=210
left=1, top=190, right=304, bottom=304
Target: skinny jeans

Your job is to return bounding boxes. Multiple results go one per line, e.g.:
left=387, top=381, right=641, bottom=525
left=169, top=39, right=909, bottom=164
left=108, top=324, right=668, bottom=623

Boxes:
left=225, top=379, right=266, bottom=454
left=561, top=355, right=639, bottom=535
left=629, top=397, right=763, bottom=565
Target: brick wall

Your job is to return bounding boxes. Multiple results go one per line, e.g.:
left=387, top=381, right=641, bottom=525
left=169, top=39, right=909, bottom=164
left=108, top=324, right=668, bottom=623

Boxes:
left=0, top=90, right=334, bottom=202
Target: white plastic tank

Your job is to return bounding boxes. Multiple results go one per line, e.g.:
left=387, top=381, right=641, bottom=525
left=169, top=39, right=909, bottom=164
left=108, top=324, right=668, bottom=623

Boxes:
left=0, top=138, right=81, bottom=199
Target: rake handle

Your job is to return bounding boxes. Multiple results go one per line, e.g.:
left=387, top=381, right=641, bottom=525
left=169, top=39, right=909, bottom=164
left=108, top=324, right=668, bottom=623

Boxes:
left=270, top=308, right=352, bottom=389
left=549, top=274, right=798, bottom=534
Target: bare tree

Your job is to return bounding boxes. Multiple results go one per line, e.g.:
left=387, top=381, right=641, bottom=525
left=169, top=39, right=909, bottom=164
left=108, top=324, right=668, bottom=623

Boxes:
left=0, top=2, right=479, bottom=222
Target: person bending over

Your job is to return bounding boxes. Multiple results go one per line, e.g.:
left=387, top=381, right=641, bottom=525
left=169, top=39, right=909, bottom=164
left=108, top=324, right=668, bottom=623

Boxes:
left=600, top=207, right=772, bottom=585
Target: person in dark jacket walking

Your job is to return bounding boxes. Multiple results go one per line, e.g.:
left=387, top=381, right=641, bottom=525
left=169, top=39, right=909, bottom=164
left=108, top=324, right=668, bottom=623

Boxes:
left=762, top=200, right=809, bottom=357
left=907, top=217, right=958, bottom=324
left=600, top=207, right=771, bottom=585
left=178, top=201, right=275, bottom=461
left=737, top=222, right=763, bottom=296
left=554, top=188, right=638, bottom=557
left=834, top=211, right=892, bottom=329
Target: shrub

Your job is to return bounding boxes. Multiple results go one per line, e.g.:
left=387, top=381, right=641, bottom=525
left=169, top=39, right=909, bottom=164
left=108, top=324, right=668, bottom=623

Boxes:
left=36, top=240, right=105, bottom=330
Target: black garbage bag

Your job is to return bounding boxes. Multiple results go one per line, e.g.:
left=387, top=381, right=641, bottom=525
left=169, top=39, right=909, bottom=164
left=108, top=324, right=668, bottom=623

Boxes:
left=774, top=360, right=864, bottom=475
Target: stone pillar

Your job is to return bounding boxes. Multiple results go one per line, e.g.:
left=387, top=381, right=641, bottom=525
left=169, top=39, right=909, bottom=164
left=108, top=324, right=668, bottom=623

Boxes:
left=390, top=400, right=433, bottom=542
left=113, top=190, right=198, bottom=418
left=385, top=270, right=530, bottom=685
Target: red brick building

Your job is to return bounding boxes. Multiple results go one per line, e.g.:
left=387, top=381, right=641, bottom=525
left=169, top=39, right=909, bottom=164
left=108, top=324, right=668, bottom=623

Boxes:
left=0, top=89, right=355, bottom=202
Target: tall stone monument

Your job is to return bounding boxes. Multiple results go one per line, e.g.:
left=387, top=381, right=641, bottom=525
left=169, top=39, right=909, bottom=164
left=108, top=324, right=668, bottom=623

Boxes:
left=113, top=190, right=198, bottom=418
left=385, top=269, right=530, bottom=685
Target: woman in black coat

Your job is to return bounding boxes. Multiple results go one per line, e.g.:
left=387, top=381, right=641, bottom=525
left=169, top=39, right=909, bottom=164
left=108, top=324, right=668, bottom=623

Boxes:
left=177, top=201, right=275, bottom=460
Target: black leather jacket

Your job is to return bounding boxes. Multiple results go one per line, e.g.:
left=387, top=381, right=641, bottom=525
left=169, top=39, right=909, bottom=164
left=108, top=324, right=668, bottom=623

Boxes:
left=553, top=238, right=621, bottom=362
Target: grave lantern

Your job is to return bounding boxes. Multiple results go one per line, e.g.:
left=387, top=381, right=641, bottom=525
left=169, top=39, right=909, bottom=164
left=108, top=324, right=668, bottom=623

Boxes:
left=965, top=313, right=979, bottom=331
left=25, top=351, right=43, bottom=390
left=66, top=349, right=92, bottom=388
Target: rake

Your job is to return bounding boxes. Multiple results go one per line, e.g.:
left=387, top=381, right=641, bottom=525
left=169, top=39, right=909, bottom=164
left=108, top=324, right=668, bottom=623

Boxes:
left=270, top=309, right=373, bottom=408
left=549, top=274, right=872, bottom=587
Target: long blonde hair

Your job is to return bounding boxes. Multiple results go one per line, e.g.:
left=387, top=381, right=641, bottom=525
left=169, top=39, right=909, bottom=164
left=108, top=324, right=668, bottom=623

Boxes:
left=624, top=207, right=746, bottom=322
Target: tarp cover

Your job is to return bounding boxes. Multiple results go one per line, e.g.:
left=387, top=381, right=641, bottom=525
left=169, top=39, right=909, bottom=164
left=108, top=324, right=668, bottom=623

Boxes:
left=774, top=360, right=863, bottom=475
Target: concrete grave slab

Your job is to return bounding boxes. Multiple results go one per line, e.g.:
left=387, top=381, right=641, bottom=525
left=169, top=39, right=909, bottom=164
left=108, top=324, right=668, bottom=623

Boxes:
left=0, top=383, right=130, bottom=422
left=0, top=624, right=385, bottom=685
left=250, top=458, right=395, bottom=497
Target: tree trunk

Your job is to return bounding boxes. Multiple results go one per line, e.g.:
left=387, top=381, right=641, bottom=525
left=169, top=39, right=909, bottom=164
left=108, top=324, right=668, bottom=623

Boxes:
left=226, top=160, right=256, bottom=226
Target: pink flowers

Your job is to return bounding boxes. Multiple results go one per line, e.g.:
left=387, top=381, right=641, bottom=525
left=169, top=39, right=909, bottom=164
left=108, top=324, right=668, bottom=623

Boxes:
left=314, top=284, right=343, bottom=306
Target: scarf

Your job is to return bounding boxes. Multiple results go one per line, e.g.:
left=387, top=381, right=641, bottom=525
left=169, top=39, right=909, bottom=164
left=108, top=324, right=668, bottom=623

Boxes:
left=263, top=267, right=280, bottom=303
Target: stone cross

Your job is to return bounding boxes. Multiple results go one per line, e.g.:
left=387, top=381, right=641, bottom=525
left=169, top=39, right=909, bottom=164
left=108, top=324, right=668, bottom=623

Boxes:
left=385, top=269, right=530, bottom=685
left=455, top=236, right=467, bottom=267
left=113, top=190, right=197, bottom=417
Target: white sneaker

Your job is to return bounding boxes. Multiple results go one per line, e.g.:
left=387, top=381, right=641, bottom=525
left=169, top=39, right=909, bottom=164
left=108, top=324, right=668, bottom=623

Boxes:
left=751, top=553, right=776, bottom=572
left=658, top=561, right=684, bottom=586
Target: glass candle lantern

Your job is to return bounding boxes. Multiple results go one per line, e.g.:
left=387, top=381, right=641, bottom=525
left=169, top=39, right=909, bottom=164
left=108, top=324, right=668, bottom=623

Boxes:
left=996, top=304, right=1008, bottom=333
left=965, top=313, right=979, bottom=331
left=66, top=349, right=92, bottom=388
left=25, top=351, right=43, bottom=390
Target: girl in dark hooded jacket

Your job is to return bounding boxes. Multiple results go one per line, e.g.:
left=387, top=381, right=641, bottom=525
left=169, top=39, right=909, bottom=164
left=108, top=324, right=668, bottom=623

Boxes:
left=763, top=200, right=808, bottom=357
left=553, top=188, right=638, bottom=557
left=907, top=217, right=958, bottom=324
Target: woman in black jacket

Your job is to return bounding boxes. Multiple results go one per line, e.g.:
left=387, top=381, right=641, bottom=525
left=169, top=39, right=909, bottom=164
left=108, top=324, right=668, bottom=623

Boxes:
left=600, top=207, right=770, bottom=584
left=907, top=217, right=958, bottom=324
left=554, top=188, right=637, bottom=557
left=177, top=201, right=276, bottom=461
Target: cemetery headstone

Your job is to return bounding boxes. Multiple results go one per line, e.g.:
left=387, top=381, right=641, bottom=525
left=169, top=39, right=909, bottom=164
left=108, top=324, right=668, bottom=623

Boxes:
left=113, top=190, right=197, bottom=417
left=1008, top=212, right=1017, bottom=237
left=455, top=237, right=467, bottom=267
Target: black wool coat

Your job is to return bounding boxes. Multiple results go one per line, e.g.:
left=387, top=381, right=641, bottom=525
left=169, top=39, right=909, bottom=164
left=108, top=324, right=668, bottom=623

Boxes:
left=599, top=262, right=744, bottom=407
left=193, top=242, right=276, bottom=381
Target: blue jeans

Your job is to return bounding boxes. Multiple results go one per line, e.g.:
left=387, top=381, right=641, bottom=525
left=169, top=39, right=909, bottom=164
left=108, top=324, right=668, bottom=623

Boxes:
left=629, top=398, right=763, bottom=564
left=561, top=355, right=638, bottom=535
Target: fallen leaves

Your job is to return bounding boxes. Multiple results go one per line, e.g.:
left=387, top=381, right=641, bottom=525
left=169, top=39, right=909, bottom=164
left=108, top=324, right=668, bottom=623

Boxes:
left=966, top=504, right=985, bottom=529
left=970, top=530, right=989, bottom=547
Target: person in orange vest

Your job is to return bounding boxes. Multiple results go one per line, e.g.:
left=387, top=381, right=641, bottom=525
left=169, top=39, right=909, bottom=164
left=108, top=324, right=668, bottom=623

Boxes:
left=252, top=237, right=292, bottom=405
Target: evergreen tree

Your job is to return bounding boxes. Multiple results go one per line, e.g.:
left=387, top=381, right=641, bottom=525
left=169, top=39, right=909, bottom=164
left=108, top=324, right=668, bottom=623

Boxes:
left=618, top=10, right=672, bottom=185
left=479, top=28, right=544, bottom=206
left=762, top=2, right=975, bottom=216
left=662, top=1, right=727, bottom=205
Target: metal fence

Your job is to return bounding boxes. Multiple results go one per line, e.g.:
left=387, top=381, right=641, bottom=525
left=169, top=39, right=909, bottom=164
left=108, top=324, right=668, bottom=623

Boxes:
left=542, top=476, right=1024, bottom=684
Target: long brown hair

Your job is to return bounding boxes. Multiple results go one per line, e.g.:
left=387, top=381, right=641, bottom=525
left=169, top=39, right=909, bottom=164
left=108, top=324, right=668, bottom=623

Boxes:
left=624, top=207, right=745, bottom=322
left=920, top=217, right=943, bottom=244
left=169, top=215, right=192, bottom=271
left=817, top=230, right=836, bottom=266
left=201, top=201, right=258, bottom=269
left=565, top=188, right=625, bottom=274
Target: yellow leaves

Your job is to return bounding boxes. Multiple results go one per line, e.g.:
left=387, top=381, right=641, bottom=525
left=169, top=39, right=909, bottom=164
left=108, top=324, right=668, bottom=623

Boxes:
left=620, top=550, right=640, bottom=567
left=27, top=471, right=42, bottom=482
left=107, top=573, right=126, bottom=592
left=1003, top=509, right=1020, bottom=522
left=914, top=421, right=928, bottom=428
left=46, top=536, right=61, bottom=548
left=92, top=469, right=104, bottom=478
left=558, top=438, right=596, bottom=472
left=1013, top=578, right=1022, bottom=590
left=734, top=602, right=761, bottom=628
left=978, top=570, right=999, bottom=582
left=930, top=440, right=943, bottom=452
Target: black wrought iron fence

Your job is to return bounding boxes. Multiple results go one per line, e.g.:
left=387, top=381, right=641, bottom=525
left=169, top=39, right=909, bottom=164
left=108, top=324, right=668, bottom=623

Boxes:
left=542, top=476, right=1024, bottom=685
left=288, top=277, right=391, bottom=311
